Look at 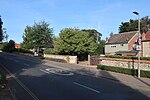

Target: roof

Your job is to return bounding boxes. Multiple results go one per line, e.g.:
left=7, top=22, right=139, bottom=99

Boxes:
left=145, top=30, right=150, bottom=40
left=106, top=31, right=137, bottom=44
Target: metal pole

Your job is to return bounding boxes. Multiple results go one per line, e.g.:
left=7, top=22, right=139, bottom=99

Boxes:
left=138, top=14, right=140, bottom=78
left=133, top=11, right=140, bottom=78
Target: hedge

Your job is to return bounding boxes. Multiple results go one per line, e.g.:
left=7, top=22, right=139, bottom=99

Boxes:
left=97, top=65, right=150, bottom=78
left=105, top=55, right=150, bottom=61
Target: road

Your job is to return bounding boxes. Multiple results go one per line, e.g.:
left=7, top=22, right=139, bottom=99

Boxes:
left=0, top=52, right=149, bottom=100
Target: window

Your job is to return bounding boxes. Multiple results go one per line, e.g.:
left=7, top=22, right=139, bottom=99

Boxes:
left=111, top=45, right=116, bottom=48
left=121, top=44, right=124, bottom=46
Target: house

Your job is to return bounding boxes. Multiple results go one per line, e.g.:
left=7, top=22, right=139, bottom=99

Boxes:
left=105, top=31, right=139, bottom=56
left=15, top=43, right=21, bottom=48
left=142, top=30, right=150, bottom=57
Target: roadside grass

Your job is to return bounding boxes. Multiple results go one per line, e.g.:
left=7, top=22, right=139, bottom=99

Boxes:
left=97, top=65, right=150, bottom=78
left=0, top=71, right=6, bottom=88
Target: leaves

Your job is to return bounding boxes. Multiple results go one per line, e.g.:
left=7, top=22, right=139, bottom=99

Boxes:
left=22, top=21, right=53, bottom=49
left=119, top=16, right=150, bottom=33
left=53, top=28, right=98, bottom=58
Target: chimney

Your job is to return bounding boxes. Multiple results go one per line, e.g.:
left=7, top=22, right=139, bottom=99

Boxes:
left=106, top=37, right=108, bottom=43
left=141, top=32, right=146, bottom=40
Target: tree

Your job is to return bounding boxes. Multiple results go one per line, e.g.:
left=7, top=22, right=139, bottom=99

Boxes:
left=53, top=28, right=97, bottom=60
left=3, top=40, right=15, bottom=52
left=82, top=29, right=102, bottom=43
left=119, top=16, right=150, bottom=33
left=109, top=32, right=113, bottom=37
left=0, top=16, right=3, bottom=42
left=22, top=21, right=53, bottom=52
left=96, top=40, right=105, bottom=55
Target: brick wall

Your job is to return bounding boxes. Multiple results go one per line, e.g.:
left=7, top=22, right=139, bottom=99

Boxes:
left=89, top=56, right=150, bottom=71
left=89, top=55, right=102, bottom=65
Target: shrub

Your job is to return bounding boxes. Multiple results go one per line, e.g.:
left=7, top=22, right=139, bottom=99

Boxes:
left=97, top=65, right=150, bottom=78
left=44, top=49, right=56, bottom=54
left=105, top=55, right=150, bottom=61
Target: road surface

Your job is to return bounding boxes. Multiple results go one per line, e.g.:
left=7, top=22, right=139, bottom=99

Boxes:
left=0, top=52, right=149, bottom=100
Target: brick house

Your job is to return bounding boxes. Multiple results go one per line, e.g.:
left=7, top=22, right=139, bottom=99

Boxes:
left=15, top=43, right=21, bottom=48
left=142, top=30, right=150, bottom=57
left=105, top=31, right=139, bottom=56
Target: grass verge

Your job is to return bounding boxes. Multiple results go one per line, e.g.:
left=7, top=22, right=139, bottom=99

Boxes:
left=0, top=71, right=6, bottom=88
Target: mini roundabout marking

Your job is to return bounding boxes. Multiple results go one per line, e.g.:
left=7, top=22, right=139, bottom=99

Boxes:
left=45, top=68, right=74, bottom=76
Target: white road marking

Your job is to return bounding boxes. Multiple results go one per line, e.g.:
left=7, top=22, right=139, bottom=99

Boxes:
left=0, top=63, right=39, bottom=100
left=73, top=82, right=100, bottom=94
left=24, top=63, right=30, bottom=67
left=46, top=68, right=74, bottom=76
left=40, top=69, right=50, bottom=74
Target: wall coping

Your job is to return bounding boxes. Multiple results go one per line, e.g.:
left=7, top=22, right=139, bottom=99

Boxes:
left=100, top=57, right=150, bottom=64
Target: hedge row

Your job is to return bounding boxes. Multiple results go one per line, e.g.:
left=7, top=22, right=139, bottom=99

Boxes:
left=97, top=65, right=150, bottom=78
left=105, top=55, right=150, bottom=61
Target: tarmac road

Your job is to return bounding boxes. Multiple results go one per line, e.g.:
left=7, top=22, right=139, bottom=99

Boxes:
left=0, top=52, right=149, bottom=100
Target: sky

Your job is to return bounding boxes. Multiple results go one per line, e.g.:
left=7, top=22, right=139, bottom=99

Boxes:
left=1, top=0, right=150, bottom=43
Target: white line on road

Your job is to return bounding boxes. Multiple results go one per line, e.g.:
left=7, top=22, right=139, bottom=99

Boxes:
left=24, top=63, right=30, bottom=67
left=40, top=69, right=50, bottom=74
left=0, top=63, right=40, bottom=100
left=73, top=82, right=100, bottom=94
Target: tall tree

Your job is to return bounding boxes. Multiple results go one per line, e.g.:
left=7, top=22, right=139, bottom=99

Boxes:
left=53, top=28, right=97, bottom=60
left=82, top=29, right=102, bottom=43
left=0, top=16, right=3, bottom=42
left=109, top=32, right=114, bottom=37
left=119, top=16, right=150, bottom=33
left=22, top=21, right=53, bottom=52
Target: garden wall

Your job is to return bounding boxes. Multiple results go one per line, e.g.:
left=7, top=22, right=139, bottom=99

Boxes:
left=89, top=55, right=150, bottom=71
left=44, top=54, right=77, bottom=64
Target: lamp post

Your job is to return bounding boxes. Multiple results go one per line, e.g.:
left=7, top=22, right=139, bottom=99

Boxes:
left=133, top=11, right=140, bottom=78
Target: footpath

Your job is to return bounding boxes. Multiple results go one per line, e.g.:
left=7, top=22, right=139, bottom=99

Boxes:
left=43, top=59, right=150, bottom=98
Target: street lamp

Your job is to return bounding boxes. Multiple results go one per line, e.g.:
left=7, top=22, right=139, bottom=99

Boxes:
left=133, top=11, right=140, bottom=78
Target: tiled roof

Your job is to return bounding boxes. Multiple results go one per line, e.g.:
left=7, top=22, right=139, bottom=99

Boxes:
left=145, top=30, right=150, bottom=40
left=106, top=31, right=137, bottom=44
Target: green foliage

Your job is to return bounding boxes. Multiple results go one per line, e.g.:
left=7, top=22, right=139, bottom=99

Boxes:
left=15, top=48, right=33, bottom=54
left=119, top=16, right=150, bottom=33
left=0, top=16, right=3, bottom=42
left=97, top=65, right=150, bottom=78
left=22, top=21, right=53, bottom=50
left=53, top=28, right=98, bottom=60
left=105, top=55, right=150, bottom=61
left=2, top=40, right=15, bottom=52
left=0, top=71, right=6, bottom=86
left=44, top=49, right=56, bottom=54
left=95, top=40, right=105, bottom=55
left=82, top=29, right=102, bottom=43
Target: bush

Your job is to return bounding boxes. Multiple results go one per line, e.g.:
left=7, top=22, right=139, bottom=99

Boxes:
left=105, top=55, right=150, bottom=61
left=15, top=48, right=33, bottom=54
left=44, top=49, right=56, bottom=54
left=97, top=65, right=150, bottom=78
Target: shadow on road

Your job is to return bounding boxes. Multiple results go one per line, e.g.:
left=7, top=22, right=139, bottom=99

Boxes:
left=0, top=52, right=149, bottom=100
